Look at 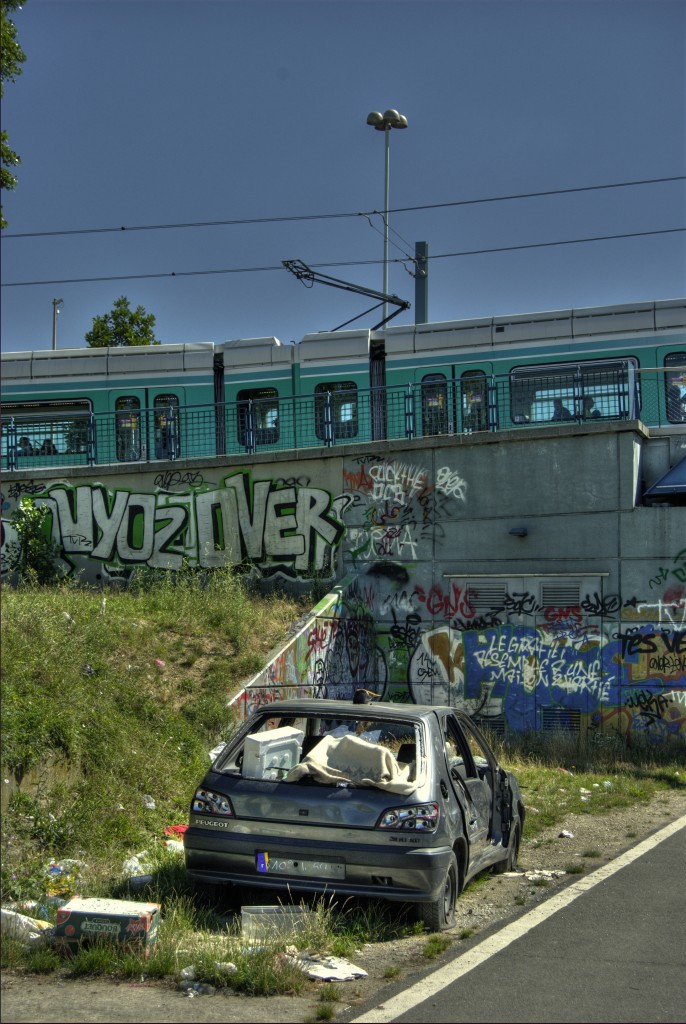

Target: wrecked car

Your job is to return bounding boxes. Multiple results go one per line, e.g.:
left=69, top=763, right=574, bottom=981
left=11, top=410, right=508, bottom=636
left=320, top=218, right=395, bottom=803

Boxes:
left=184, top=699, right=524, bottom=930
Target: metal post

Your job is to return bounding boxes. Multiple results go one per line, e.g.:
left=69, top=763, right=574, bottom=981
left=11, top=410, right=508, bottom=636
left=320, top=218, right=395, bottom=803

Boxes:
left=414, top=242, right=428, bottom=324
left=383, top=126, right=390, bottom=324
left=52, top=298, right=63, bottom=350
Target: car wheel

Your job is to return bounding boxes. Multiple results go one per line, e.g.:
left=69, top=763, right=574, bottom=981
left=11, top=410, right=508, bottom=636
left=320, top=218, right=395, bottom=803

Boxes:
left=418, top=851, right=459, bottom=931
left=493, top=822, right=521, bottom=874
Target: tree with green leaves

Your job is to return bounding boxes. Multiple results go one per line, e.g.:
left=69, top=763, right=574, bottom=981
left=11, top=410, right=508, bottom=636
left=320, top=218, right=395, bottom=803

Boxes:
left=6, top=497, right=61, bottom=584
left=1, top=0, right=29, bottom=229
left=85, top=296, right=161, bottom=347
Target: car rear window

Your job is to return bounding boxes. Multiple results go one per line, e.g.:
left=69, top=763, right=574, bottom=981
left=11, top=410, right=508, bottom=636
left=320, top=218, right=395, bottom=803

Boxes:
left=218, top=713, right=423, bottom=792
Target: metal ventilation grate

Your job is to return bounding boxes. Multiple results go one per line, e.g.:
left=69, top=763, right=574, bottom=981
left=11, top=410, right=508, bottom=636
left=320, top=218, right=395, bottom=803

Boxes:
left=473, top=715, right=506, bottom=738
left=540, top=582, right=581, bottom=607
left=541, top=707, right=581, bottom=734
left=467, top=584, right=507, bottom=610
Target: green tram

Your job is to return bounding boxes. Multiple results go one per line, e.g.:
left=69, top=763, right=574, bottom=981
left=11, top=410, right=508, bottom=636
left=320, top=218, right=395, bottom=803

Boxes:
left=2, top=299, right=684, bottom=471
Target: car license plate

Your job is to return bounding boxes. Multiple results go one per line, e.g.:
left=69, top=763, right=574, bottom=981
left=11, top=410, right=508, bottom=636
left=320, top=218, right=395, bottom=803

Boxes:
left=256, top=852, right=344, bottom=880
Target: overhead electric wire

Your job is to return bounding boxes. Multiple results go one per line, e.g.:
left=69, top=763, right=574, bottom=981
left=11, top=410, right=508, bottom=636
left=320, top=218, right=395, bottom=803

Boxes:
left=3, top=226, right=684, bottom=288
left=1, top=175, right=683, bottom=240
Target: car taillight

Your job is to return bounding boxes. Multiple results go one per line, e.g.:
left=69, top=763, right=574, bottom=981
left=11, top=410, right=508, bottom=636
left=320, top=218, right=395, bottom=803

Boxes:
left=191, top=787, right=234, bottom=817
left=376, top=802, right=439, bottom=832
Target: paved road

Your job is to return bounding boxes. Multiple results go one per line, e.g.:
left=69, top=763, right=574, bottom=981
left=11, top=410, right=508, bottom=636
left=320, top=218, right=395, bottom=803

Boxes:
left=344, top=815, right=686, bottom=1024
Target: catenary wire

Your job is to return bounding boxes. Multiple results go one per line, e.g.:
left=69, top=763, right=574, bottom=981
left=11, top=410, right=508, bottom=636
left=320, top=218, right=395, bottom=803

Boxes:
left=2, top=226, right=684, bottom=288
left=1, top=176, right=683, bottom=240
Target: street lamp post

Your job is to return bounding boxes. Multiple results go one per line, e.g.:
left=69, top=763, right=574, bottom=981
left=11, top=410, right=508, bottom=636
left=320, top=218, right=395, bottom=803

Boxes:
left=52, top=298, right=64, bottom=350
left=366, top=109, right=408, bottom=324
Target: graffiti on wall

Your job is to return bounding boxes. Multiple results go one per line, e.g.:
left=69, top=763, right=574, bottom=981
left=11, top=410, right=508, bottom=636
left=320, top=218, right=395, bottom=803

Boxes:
left=1, top=471, right=351, bottom=582
left=235, top=586, right=378, bottom=719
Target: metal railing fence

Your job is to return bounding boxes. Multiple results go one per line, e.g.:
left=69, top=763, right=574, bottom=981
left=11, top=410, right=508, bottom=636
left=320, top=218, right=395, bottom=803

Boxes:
left=2, top=368, right=683, bottom=472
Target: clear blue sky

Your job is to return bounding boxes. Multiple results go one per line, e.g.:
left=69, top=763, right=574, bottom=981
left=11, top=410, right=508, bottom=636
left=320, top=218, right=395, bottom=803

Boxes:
left=1, top=0, right=684, bottom=353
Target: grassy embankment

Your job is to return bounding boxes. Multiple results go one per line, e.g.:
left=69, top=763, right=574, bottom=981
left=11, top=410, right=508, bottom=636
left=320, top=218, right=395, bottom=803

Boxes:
left=2, top=576, right=684, bottom=990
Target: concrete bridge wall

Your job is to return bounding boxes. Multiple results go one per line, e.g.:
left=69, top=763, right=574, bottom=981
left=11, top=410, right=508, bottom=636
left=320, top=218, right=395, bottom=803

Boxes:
left=3, top=421, right=684, bottom=742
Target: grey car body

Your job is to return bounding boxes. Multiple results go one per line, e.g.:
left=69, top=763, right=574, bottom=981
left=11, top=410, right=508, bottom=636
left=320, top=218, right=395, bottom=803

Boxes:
left=184, top=699, right=525, bottom=930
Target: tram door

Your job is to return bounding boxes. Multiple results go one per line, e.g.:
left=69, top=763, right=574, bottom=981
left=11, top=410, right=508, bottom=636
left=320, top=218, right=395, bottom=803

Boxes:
left=109, top=388, right=185, bottom=462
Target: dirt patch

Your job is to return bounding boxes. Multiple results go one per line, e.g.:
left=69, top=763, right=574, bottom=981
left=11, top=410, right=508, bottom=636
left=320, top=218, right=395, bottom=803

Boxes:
left=2, top=788, right=685, bottom=1024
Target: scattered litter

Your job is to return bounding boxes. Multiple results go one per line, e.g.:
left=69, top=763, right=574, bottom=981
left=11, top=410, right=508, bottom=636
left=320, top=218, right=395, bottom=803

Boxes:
left=53, top=897, right=160, bottom=958
left=603, top=781, right=613, bottom=789
left=524, top=805, right=540, bottom=814
left=83, top=664, right=94, bottom=676
left=213, top=961, right=237, bottom=975
left=288, top=953, right=368, bottom=981
left=242, top=905, right=314, bottom=943
left=122, top=852, right=153, bottom=877
left=46, top=858, right=86, bottom=877
left=62, top=612, right=75, bottom=625
left=44, top=859, right=86, bottom=894
left=129, top=875, right=154, bottom=890
left=163, top=839, right=184, bottom=854
left=209, top=742, right=227, bottom=762
left=179, top=965, right=197, bottom=981
left=559, top=830, right=575, bottom=839
left=179, top=981, right=216, bottom=997
left=155, top=659, right=166, bottom=669
left=592, top=783, right=601, bottom=789
left=524, top=870, right=566, bottom=882
left=1, top=908, right=54, bottom=945
left=579, top=788, right=592, bottom=795
left=164, top=824, right=188, bottom=838
left=556, top=767, right=574, bottom=776
left=142, top=795, right=156, bottom=810
left=581, top=796, right=590, bottom=803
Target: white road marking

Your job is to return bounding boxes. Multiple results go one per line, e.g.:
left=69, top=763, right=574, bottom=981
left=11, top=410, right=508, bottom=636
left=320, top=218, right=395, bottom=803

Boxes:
left=349, top=813, right=686, bottom=1023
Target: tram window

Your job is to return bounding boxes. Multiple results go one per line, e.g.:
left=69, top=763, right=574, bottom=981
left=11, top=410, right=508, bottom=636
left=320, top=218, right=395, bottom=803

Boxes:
left=664, top=353, right=686, bottom=423
left=461, top=371, right=487, bottom=432
left=237, top=388, right=279, bottom=447
left=2, top=400, right=91, bottom=458
left=421, top=374, right=448, bottom=436
left=314, top=382, right=358, bottom=441
left=115, top=396, right=142, bottom=461
left=154, top=394, right=180, bottom=459
left=509, top=360, right=635, bottom=424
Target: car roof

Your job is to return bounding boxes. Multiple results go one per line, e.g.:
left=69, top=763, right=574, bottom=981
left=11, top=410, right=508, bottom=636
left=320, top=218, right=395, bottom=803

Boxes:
left=249, top=699, right=449, bottom=721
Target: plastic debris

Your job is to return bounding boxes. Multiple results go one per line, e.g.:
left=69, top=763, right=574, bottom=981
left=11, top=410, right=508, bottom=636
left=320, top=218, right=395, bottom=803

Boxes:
left=1, top=908, right=54, bottom=945
left=164, top=824, right=188, bottom=838
left=581, top=796, right=590, bottom=803
left=62, top=612, right=75, bottom=625
left=129, top=875, right=154, bottom=890
left=155, top=659, right=166, bottom=669
left=142, top=795, right=156, bottom=810
left=179, top=965, right=197, bottom=981
left=209, top=741, right=227, bottom=762
left=603, top=781, right=613, bottom=789
left=122, top=852, right=153, bottom=877
left=213, top=961, right=237, bottom=975
left=163, top=839, right=184, bottom=853
left=83, top=664, right=94, bottom=676
left=559, top=830, right=575, bottom=839
left=287, top=952, right=368, bottom=981
left=524, top=870, right=566, bottom=882
left=524, top=805, right=540, bottom=814
left=179, top=981, right=216, bottom=997
left=579, top=788, right=592, bottom=795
